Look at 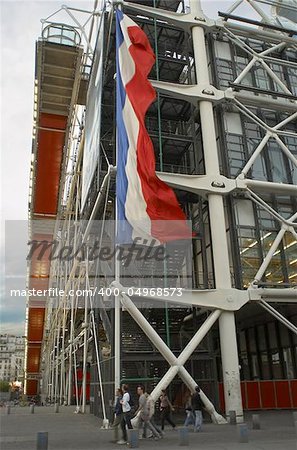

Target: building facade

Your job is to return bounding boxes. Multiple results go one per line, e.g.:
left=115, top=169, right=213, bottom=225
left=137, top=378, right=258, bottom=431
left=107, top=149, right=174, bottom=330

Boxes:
left=26, top=0, right=297, bottom=419
left=0, top=335, right=25, bottom=383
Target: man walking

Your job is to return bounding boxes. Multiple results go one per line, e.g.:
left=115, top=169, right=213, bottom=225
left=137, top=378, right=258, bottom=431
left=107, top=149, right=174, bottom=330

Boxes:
left=136, top=385, right=161, bottom=440
left=191, top=386, right=204, bottom=432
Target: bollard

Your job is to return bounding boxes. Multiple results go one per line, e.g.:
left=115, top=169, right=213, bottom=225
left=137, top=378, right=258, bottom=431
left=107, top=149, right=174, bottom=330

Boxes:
left=36, top=431, right=48, bottom=450
left=294, top=420, right=297, bottom=434
left=229, top=410, right=237, bottom=425
left=237, top=423, right=249, bottom=443
left=127, top=429, right=139, bottom=448
left=179, top=427, right=189, bottom=446
left=293, top=411, right=297, bottom=422
left=30, top=404, right=35, bottom=414
left=54, top=403, right=59, bottom=413
left=6, top=405, right=11, bottom=415
left=252, top=414, right=260, bottom=430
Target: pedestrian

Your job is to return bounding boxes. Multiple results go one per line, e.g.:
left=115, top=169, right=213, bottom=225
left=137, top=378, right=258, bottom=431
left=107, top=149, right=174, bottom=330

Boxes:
left=136, top=385, right=161, bottom=440
left=111, top=388, right=126, bottom=443
left=159, top=389, right=176, bottom=431
left=191, top=385, right=204, bottom=432
left=118, top=384, right=133, bottom=444
left=184, top=393, right=195, bottom=428
left=145, top=392, right=163, bottom=438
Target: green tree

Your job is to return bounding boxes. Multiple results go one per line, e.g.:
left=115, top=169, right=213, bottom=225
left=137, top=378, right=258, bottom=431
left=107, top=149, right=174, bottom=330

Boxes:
left=0, top=380, right=10, bottom=392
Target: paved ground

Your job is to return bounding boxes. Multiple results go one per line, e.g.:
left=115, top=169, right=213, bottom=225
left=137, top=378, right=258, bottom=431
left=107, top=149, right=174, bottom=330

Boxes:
left=0, top=406, right=296, bottom=450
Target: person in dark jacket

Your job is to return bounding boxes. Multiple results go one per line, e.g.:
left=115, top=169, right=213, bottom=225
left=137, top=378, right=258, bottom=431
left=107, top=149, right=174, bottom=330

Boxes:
left=111, top=388, right=126, bottom=444
left=191, top=386, right=204, bottom=432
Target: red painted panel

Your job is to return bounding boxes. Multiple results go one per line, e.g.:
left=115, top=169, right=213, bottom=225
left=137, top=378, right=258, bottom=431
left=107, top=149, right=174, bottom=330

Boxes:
left=218, top=382, right=225, bottom=412
left=33, top=113, right=67, bottom=216
left=26, top=380, right=38, bottom=396
left=27, top=345, right=41, bottom=373
left=246, top=381, right=260, bottom=409
left=290, top=380, right=297, bottom=408
left=259, top=381, right=276, bottom=408
left=27, top=308, right=45, bottom=342
left=275, top=381, right=291, bottom=408
left=241, top=382, right=247, bottom=409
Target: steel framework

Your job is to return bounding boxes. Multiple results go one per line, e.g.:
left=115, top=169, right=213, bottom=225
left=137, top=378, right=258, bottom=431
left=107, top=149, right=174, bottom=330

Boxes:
left=29, top=0, right=297, bottom=427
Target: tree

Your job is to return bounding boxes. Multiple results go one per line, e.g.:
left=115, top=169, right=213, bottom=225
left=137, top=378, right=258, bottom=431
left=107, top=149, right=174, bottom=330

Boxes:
left=0, top=380, right=10, bottom=392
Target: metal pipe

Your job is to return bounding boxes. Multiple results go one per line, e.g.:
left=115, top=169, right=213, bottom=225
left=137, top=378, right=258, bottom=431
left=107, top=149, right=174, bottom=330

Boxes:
left=240, top=134, right=270, bottom=176
left=259, top=300, right=297, bottom=335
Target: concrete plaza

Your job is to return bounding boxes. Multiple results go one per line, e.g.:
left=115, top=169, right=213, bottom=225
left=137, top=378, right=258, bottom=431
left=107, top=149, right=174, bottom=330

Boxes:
left=1, top=406, right=296, bottom=450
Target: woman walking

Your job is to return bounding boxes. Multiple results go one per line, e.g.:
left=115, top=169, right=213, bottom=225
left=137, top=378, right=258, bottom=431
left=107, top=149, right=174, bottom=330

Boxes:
left=159, top=389, right=176, bottom=431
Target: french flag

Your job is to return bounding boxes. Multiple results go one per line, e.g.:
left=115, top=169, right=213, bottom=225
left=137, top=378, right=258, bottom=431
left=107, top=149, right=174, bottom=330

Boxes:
left=116, top=10, right=191, bottom=244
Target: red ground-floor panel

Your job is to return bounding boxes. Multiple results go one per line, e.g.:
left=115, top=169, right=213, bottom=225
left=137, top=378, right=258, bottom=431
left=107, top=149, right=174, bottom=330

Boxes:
left=246, top=381, right=261, bottom=409
left=275, top=380, right=292, bottom=408
left=219, top=380, right=297, bottom=411
left=26, top=380, right=39, bottom=396
left=241, top=382, right=247, bottom=409
left=290, top=380, right=297, bottom=408
left=260, top=381, right=276, bottom=409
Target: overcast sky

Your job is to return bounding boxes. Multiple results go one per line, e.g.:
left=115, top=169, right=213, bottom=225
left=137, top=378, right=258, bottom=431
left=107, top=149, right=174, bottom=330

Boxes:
left=0, top=0, right=267, bottom=336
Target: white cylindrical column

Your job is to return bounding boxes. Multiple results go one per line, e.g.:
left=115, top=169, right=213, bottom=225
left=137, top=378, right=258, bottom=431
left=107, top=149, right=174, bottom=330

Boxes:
left=81, top=295, right=89, bottom=413
left=190, top=0, right=243, bottom=420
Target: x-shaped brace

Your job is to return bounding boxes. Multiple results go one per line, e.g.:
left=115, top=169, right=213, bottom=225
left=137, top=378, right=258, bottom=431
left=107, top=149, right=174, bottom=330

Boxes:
left=112, top=282, right=227, bottom=424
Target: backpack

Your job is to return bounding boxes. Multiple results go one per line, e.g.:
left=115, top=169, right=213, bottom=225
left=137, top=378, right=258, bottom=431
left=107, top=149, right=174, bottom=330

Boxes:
left=128, top=393, right=135, bottom=410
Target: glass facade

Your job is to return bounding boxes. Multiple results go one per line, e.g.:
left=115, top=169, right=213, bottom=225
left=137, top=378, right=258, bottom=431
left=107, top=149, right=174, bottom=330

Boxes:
left=73, top=2, right=297, bottom=415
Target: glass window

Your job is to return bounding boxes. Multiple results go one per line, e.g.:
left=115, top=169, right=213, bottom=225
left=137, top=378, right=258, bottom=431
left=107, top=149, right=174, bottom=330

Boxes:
left=271, top=351, right=283, bottom=379
left=248, top=328, right=257, bottom=353
left=283, top=348, right=295, bottom=379
left=253, top=65, right=270, bottom=90
left=238, top=227, right=261, bottom=287
left=256, top=206, right=277, bottom=229
left=267, top=322, right=277, bottom=349
left=257, top=325, right=266, bottom=351
left=282, top=234, right=297, bottom=283
left=251, top=354, right=259, bottom=379
left=234, top=200, right=255, bottom=227
left=267, top=141, right=289, bottom=183
left=261, top=352, right=271, bottom=379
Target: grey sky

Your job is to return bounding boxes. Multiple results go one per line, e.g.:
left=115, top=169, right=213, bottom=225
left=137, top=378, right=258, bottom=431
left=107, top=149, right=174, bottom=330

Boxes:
left=0, top=0, right=267, bottom=335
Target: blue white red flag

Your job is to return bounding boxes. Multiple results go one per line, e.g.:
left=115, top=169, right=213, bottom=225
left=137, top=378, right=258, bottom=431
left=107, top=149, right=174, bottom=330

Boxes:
left=116, top=10, right=191, bottom=244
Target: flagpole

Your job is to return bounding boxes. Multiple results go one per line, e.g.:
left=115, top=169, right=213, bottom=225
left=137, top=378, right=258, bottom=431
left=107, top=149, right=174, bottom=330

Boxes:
left=114, top=0, right=123, bottom=393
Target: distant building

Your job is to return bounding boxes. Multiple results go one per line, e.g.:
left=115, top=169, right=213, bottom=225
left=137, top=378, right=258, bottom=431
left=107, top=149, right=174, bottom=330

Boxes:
left=0, top=335, right=25, bottom=383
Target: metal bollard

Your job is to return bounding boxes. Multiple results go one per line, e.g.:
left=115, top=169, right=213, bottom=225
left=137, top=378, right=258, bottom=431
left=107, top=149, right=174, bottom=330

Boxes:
left=30, top=404, right=35, bottom=414
left=252, top=414, right=260, bottom=430
left=36, top=431, right=48, bottom=450
left=54, top=403, right=59, bottom=413
left=127, top=429, right=139, bottom=448
left=229, top=410, right=237, bottom=425
left=237, top=423, right=249, bottom=443
left=5, top=405, right=11, bottom=415
left=179, top=427, right=189, bottom=446
left=293, top=411, right=297, bottom=422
